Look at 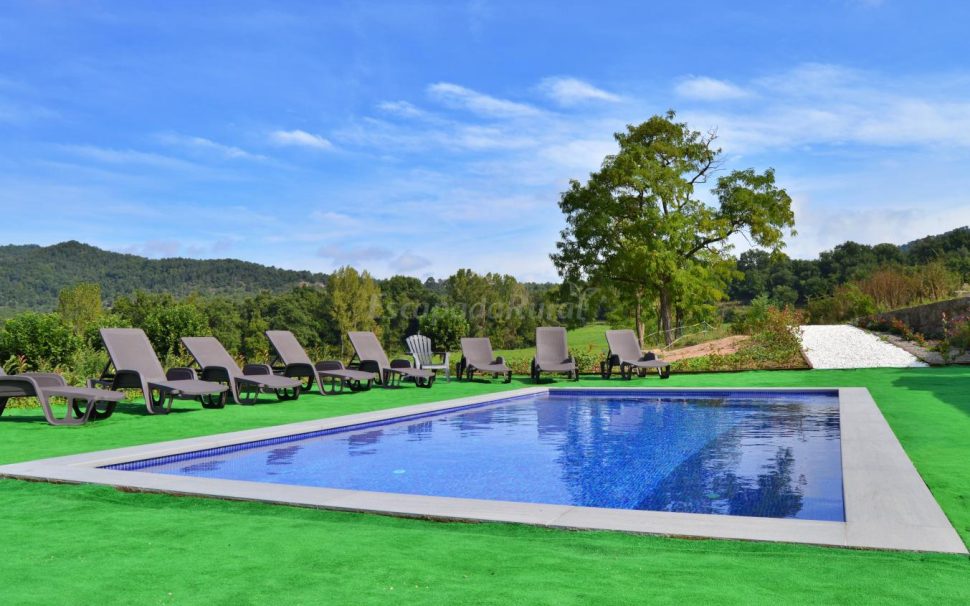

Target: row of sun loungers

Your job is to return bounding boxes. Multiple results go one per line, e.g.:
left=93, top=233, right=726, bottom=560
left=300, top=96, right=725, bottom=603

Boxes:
left=0, top=326, right=669, bottom=425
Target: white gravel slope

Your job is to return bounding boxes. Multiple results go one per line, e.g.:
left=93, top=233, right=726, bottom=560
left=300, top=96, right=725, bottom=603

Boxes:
left=798, top=325, right=928, bottom=369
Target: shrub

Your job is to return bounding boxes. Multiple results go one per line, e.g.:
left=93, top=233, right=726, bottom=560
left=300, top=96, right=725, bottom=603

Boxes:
left=807, top=284, right=876, bottom=323
left=0, top=312, right=81, bottom=369
left=419, top=307, right=469, bottom=351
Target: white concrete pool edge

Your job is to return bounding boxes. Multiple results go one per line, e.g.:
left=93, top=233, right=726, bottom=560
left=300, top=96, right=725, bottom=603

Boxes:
left=0, top=386, right=965, bottom=555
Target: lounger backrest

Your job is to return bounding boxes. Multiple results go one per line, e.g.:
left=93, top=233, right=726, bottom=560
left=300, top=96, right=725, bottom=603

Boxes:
left=181, top=337, right=243, bottom=378
left=100, top=328, right=167, bottom=380
left=461, top=337, right=494, bottom=367
left=348, top=331, right=390, bottom=371
left=405, top=334, right=435, bottom=367
left=605, top=329, right=642, bottom=362
left=536, top=327, right=569, bottom=364
left=265, top=330, right=313, bottom=366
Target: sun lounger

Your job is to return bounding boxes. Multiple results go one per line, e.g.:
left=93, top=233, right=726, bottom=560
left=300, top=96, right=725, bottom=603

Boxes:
left=265, top=330, right=375, bottom=395
left=0, top=367, right=124, bottom=426
left=531, top=326, right=578, bottom=383
left=97, top=328, right=230, bottom=414
left=458, top=337, right=511, bottom=383
left=405, top=334, right=451, bottom=382
left=602, top=329, right=671, bottom=379
left=348, top=331, right=435, bottom=388
left=181, top=336, right=302, bottom=405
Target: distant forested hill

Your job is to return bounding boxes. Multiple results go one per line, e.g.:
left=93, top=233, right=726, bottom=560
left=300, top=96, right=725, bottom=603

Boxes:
left=0, top=241, right=327, bottom=315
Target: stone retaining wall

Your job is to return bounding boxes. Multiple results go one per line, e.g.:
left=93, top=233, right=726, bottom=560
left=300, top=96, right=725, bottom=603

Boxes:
left=862, top=297, right=970, bottom=339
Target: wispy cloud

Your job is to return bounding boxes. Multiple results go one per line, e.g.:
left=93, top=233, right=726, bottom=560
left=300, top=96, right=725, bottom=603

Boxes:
left=389, top=251, right=432, bottom=271
left=57, top=144, right=200, bottom=171
left=158, top=133, right=266, bottom=160
left=675, top=76, right=751, bottom=101
left=539, top=77, right=621, bottom=105
left=427, top=82, right=540, bottom=118
left=680, top=63, right=970, bottom=152
left=377, top=100, right=425, bottom=118
left=270, top=129, right=334, bottom=150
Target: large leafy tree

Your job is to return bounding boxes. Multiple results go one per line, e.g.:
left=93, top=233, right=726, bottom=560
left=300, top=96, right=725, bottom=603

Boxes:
left=552, top=112, right=795, bottom=345
left=328, top=266, right=382, bottom=354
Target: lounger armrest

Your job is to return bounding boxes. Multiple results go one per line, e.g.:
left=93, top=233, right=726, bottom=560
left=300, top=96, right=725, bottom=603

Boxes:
left=315, top=361, right=345, bottom=372
left=390, top=359, right=413, bottom=369
left=110, top=369, right=147, bottom=390
left=0, top=374, right=42, bottom=395
left=167, top=367, right=197, bottom=381
left=358, top=359, right=381, bottom=375
left=494, top=356, right=506, bottom=364
left=242, top=363, right=272, bottom=376
left=21, top=372, right=67, bottom=388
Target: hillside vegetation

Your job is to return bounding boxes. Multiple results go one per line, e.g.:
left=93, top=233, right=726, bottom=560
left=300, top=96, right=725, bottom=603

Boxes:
left=0, top=241, right=326, bottom=315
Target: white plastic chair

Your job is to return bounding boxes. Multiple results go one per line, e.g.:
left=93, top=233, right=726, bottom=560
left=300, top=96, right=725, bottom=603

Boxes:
left=405, top=334, right=451, bottom=382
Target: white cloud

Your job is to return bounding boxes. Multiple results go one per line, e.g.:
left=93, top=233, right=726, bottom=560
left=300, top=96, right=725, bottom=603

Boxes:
left=271, top=129, right=334, bottom=150
left=681, top=65, right=970, bottom=153
left=58, top=145, right=200, bottom=171
left=389, top=251, right=432, bottom=271
left=378, top=100, right=425, bottom=118
left=158, top=133, right=265, bottom=160
left=427, top=82, right=540, bottom=118
left=675, top=76, right=751, bottom=101
left=539, top=77, right=621, bottom=105
left=317, top=244, right=390, bottom=264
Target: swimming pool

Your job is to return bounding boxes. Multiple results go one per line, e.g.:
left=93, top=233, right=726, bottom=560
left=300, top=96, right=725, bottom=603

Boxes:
left=3, top=386, right=964, bottom=552
left=105, top=389, right=844, bottom=522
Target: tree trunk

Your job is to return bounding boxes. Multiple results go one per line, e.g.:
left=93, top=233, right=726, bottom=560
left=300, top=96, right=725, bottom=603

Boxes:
left=634, top=287, right=644, bottom=347
left=659, top=286, right=674, bottom=346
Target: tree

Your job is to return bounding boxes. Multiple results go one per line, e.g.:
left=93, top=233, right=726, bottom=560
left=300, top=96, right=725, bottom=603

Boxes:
left=328, top=267, right=382, bottom=353
left=381, top=276, right=436, bottom=349
left=552, top=112, right=795, bottom=345
left=56, top=283, right=103, bottom=336
left=419, top=307, right=469, bottom=350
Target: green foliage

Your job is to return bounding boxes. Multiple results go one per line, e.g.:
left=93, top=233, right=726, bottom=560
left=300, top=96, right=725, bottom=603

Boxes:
left=142, top=303, right=211, bottom=358
left=0, top=240, right=327, bottom=315
left=329, top=267, right=382, bottom=351
left=807, top=284, right=877, bottom=323
left=418, top=307, right=469, bottom=350
left=381, top=276, right=437, bottom=350
left=56, top=282, right=103, bottom=336
left=553, top=111, right=794, bottom=345
left=445, top=269, right=546, bottom=349
left=0, top=312, right=81, bottom=369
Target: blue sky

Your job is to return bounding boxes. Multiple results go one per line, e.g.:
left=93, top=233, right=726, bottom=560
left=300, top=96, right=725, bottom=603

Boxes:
left=2, top=0, right=969, bottom=281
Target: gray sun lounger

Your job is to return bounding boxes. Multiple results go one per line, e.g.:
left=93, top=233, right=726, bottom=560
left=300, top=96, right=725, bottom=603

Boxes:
left=602, top=329, right=671, bottom=379
left=97, top=328, right=230, bottom=415
left=0, top=367, right=125, bottom=426
left=348, top=331, right=436, bottom=388
left=182, top=336, right=302, bottom=405
left=458, top=337, right=511, bottom=383
left=265, top=330, right=376, bottom=395
left=531, top=326, right=578, bottom=383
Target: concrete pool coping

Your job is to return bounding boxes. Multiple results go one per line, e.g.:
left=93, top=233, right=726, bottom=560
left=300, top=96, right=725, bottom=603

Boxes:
left=0, top=386, right=965, bottom=554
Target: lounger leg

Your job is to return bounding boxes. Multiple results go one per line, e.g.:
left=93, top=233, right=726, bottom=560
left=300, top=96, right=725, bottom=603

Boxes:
left=0, top=397, right=8, bottom=417
left=237, top=383, right=260, bottom=405
left=201, top=391, right=227, bottom=409
left=147, top=388, right=174, bottom=415
left=76, top=399, right=116, bottom=420
left=275, top=386, right=301, bottom=401
left=659, top=365, right=671, bottom=379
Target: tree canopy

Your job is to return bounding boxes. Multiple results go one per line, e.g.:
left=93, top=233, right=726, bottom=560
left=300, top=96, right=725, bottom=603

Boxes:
left=552, top=111, right=795, bottom=344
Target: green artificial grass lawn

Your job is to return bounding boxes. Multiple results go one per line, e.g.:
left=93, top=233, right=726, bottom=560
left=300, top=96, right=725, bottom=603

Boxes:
left=2, top=367, right=969, bottom=604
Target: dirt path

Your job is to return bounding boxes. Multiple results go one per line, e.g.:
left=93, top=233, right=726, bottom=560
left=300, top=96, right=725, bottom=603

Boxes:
left=660, top=335, right=750, bottom=362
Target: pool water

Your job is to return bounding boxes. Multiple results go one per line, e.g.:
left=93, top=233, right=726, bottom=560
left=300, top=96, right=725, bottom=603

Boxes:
left=109, top=390, right=844, bottom=521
